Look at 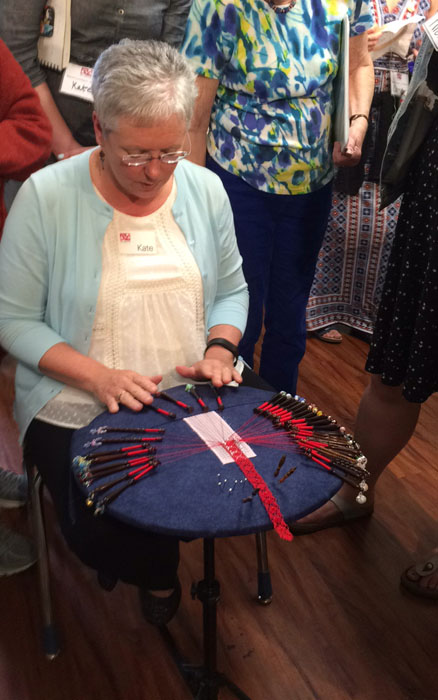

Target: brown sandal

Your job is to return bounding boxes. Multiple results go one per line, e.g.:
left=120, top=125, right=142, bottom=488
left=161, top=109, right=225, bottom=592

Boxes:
left=289, top=493, right=374, bottom=535
left=313, top=327, right=343, bottom=344
left=400, top=553, right=438, bottom=599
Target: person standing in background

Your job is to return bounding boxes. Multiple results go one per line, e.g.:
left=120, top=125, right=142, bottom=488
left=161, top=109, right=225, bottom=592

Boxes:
left=0, top=0, right=192, bottom=159
left=307, top=0, right=430, bottom=344
left=0, top=37, right=51, bottom=576
left=0, top=38, right=52, bottom=234
left=181, top=0, right=374, bottom=394
left=291, top=28, right=438, bottom=599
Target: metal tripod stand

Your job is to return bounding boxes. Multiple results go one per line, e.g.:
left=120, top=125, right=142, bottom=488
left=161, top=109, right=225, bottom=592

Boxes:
left=161, top=538, right=252, bottom=700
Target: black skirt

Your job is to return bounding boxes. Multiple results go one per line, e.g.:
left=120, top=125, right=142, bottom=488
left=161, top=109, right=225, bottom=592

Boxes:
left=366, top=117, right=438, bottom=403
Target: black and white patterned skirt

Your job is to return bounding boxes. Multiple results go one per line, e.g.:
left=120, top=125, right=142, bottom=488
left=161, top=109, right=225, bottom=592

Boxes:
left=366, top=117, right=438, bottom=403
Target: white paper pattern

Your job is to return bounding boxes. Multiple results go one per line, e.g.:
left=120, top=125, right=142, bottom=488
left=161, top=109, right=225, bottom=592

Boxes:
left=184, top=411, right=256, bottom=465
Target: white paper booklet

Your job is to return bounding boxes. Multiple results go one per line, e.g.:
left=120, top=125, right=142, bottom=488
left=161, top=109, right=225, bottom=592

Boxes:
left=333, top=14, right=350, bottom=149
left=37, top=0, right=71, bottom=71
left=423, top=11, right=438, bottom=51
left=370, top=15, right=423, bottom=61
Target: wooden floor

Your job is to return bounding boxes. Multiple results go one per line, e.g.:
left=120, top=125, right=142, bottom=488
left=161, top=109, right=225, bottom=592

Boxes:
left=0, top=337, right=437, bottom=700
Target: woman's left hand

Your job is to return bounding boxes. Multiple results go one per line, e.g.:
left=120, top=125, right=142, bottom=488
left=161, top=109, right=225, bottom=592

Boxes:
left=333, top=118, right=368, bottom=168
left=175, top=359, right=243, bottom=387
left=333, top=138, right=361, bottom=167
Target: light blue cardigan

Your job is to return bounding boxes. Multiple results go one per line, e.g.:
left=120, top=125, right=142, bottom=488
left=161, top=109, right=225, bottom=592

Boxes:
left=0, top=151, right=248, bottom=441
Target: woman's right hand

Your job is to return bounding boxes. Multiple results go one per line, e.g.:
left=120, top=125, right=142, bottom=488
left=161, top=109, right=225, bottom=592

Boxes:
left=367, top=25, right=383, bottom=53
left=38, top=343, right=162, bottom=414
left=90, top=367, right=162, bottom=413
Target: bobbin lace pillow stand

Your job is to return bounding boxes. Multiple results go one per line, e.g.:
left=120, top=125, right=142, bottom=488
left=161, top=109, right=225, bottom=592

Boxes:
left=69, top=382, right=351, bottom=700
left=160, top=537, right=252, bottom=700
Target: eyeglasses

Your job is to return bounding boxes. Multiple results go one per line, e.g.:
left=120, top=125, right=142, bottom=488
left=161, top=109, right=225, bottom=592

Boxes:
left=121, top=135, right=191, bottom=167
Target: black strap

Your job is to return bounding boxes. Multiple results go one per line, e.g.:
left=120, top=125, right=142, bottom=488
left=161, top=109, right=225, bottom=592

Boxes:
left=204, top=337, right=239, bottom=362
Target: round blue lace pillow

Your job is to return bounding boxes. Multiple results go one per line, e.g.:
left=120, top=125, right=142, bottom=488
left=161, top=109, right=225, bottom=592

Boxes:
left=70, top=384, right=341, bottom=538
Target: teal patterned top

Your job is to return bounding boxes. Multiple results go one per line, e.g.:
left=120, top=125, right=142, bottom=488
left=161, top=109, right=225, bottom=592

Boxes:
left=181, top=0, right=373, bottom=195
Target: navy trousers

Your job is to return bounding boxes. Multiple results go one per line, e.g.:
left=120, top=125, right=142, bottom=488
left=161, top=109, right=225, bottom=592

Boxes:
left=207, top=156, right=332, bottom=394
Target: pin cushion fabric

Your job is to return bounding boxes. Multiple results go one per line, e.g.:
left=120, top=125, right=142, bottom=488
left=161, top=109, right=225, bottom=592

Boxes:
left=182, top=0, right=373, bottom=195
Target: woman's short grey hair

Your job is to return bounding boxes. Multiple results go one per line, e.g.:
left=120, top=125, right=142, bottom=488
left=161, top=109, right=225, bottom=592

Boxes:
left=92, top=40, right=198, bottom=132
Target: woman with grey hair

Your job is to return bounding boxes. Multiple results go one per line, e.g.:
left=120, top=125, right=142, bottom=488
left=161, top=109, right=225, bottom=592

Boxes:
left=0, top=40, right=248, bottom=623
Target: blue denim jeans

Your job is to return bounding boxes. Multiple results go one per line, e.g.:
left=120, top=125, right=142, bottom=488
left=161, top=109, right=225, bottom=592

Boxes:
left=207, top=156, right=332, bottom=394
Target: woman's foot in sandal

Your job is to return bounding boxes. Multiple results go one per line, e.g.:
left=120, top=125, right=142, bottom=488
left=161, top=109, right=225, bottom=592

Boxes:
left=400, top=550, right=438, bottom=599
left=289, top=486, right=374, bottom=535
left=313, top=326, right=343, bottom=344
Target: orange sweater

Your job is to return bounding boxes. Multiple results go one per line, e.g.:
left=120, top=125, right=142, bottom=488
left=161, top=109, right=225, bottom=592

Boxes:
left=0, top=39, right=52, bottom=234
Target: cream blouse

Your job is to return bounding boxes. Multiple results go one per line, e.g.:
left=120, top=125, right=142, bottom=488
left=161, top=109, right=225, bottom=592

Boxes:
left=37, top=180, right=206, bottom=429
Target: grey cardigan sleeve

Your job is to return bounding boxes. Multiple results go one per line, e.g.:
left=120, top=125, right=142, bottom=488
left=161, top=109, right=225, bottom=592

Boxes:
left=0, top=0, right=48, bottom=87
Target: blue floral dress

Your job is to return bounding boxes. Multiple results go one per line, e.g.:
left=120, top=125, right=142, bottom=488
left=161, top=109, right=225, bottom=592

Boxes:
left=306, top=0, right=429, bottom=335
left=181, top=0, right=373, bottom=195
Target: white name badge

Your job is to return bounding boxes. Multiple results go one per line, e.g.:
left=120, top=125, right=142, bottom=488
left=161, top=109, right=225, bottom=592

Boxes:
left=59, top=62, right=94, bottom=103
left=118, top=231, right=158, bottom=255
left=424, top=11, right=438, bottom=51
left=390, top=70, right=409, bottom=98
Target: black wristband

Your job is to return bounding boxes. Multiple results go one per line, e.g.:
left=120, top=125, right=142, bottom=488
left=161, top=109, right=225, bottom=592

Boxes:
left=204, top=337, right=239, bottom=362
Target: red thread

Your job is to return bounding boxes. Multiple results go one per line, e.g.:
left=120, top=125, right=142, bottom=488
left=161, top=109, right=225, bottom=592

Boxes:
left=224, top=439, right=293, bottom=542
